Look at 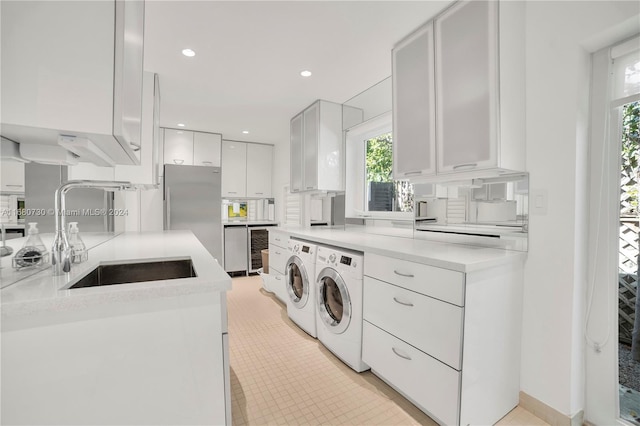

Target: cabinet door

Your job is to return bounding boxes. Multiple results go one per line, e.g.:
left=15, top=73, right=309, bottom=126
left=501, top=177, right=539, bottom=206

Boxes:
left=221, top=141, right=247, bottom=197
left=303, top=103, right=319, bottom=191
left=393, top=23, right=436, bottom=179
left=163, top=129, right=194, bottom=165
left=112, top=0, right=145, bottom=158
left=290, top=114, right=303, bottom=193
left=115, top=72, right=159, bottom=185
left=435, top=0, right=498, bottom=173
left=193, top=132, right=222, bottom=167
left=246, top=144, right=272, bottom=198
left=0, top=160, right=25, bottom=193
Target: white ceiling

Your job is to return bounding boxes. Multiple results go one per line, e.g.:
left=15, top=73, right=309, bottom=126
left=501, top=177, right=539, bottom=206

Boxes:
left=144, top=1, right=453, bottom=145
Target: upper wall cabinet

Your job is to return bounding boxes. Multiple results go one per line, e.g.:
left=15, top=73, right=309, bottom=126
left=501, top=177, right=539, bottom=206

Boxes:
left=393, top=23, right=436, bottom=180
left=290, top=100, right=343, bottom=192
left=163, top=129, right=222, bottom=168
left=221, top=140, right=273, bottom=198
left=246, top=143, right=273, bottom=198
left=0, top=160, right=25, bottom=193
left=393, top=1, right=525, bottom=182
left=115, top=72, right=161, bottom=187
left=0, top=0, right=145, bottom=166
left=221, top=141, right=247, bottom=197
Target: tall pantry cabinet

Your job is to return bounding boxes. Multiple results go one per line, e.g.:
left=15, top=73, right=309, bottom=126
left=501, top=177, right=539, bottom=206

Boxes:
left=393, top=1, right=525, bottom=181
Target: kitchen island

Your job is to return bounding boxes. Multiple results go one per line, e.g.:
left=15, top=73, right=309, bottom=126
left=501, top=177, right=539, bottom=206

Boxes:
left=1, top=230, right=232, bottom=425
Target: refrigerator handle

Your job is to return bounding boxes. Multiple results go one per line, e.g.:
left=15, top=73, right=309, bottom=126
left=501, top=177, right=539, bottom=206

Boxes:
left=166, top=186, right=171, bottom=229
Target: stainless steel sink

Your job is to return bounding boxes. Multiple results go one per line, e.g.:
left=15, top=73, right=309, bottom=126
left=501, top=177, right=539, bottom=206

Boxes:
left=69, top=259, right=196, bottom=289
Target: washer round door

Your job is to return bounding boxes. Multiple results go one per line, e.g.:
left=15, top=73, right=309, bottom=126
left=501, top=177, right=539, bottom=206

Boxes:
left=316, top=267, right=351, bottom=334
left=286, top=255, right=309, bottom=308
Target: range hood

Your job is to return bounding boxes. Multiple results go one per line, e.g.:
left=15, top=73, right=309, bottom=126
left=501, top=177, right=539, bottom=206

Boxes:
left=19, top=143, right=78, bottom=166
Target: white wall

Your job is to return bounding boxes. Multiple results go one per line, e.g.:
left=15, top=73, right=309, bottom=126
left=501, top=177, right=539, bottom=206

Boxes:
left=522, top=0, right=639, bottom=418
left=271, top=136, right=290, bottom=224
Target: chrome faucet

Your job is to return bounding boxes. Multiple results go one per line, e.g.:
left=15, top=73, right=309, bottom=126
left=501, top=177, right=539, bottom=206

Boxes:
left=51, top=180, right=133, bottom=275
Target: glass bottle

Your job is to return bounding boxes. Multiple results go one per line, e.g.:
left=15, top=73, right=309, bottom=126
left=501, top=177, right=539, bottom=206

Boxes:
left=68, top=222, right=88, bottom=263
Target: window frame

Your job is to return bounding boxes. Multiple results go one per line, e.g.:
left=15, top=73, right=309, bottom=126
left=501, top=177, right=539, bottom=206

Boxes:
left=344, top=111, right=413, bottom=220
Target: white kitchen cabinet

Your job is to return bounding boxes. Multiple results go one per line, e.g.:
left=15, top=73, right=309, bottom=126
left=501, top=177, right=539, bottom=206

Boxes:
left=221, top=141, right=247, bottom=197
left=246, top=143, right=273, bottom=198
left=435, top=0, right=497, bottom=174
left=391, top=1, right=525, bottom=182
left=267, top=229, right=290, bottom=303
left=362, top=252, right=524, bottom=425
left=435, top=1, right=525, bottom=176
left=289, top=100, right=343, bottom=192
left=163, top=129, right=194, bottom=166
left=163, top=129, right=222, bottom=169
left=0, top=160, right=25, bottom=193
left=221, top=140, right=273, bottom=199
left=115, top=72, right=161, bottom=186
left=1, top=0, right=144, bottom=166
left=392, top=22, right=436, bottom=180
left=194, top=133, right=222, bottom=167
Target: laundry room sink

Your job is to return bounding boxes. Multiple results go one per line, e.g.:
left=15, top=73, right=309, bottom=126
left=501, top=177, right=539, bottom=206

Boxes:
left=68, top=258, right=196, bottom=289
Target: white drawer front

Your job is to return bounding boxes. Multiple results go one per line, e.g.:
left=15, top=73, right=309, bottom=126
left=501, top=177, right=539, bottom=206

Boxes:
left=268, top=244, right=289, bottom=274
left=364, top=253, right=464, bottom=306
left=362, top=321, right=460, bottom=426
left=268, top=230, right=288, bottom=248
left=364, top=276, right=463, bottom=369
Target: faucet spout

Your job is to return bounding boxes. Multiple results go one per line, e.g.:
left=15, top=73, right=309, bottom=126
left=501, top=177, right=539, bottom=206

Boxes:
left=51, top=180, right=133, bottom=275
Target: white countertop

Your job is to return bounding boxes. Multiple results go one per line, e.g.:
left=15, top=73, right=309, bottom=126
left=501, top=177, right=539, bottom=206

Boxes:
left=223, top=220, right=279, bottom=226
left=272, top=225, right=525, bottom=273
left=1, top=230, right=232, bottom=321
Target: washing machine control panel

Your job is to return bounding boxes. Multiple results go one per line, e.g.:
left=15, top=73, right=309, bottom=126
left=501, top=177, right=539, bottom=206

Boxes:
left=288, top=239, right=317, bottom=262
left=317, top=247, right=362, bottom=276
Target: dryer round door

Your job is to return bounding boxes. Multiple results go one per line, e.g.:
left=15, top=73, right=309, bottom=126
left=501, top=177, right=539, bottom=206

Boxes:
left=316, top=267, right=351, bottom=334
left=286, top=255, right=309, bottom=308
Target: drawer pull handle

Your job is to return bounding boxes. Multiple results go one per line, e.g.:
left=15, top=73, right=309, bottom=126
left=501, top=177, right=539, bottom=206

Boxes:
left=275, top=251, right=281, bottom=255
left=453, top=163, right=477, bottom=170
left=275, top=275, right=281, bottom=280
left=393, top=297, right=414, bottom=307
left=393, top=270, right=414, bottom=278
left=392, top=347, right=412, bottom=361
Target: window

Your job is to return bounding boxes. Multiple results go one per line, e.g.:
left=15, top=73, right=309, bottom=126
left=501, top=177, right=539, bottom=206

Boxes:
left=344, top=112, right=413, bottom=217
left=364, top=133, right=413, bottom=212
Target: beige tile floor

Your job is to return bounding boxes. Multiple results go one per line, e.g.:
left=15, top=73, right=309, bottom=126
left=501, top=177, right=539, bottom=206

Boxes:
left=228, top=276, right=548, bottom=426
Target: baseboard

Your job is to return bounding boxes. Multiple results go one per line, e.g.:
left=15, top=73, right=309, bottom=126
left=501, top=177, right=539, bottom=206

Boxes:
left=519, top=392, right=584, bottom=426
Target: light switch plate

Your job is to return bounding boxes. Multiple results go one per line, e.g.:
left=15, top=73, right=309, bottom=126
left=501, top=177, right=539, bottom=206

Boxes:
left=530, top=189, right=548, bottom=215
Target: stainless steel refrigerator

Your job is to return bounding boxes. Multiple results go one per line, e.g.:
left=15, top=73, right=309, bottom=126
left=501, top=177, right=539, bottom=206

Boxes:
left=163, top=164, right=222, bottom=263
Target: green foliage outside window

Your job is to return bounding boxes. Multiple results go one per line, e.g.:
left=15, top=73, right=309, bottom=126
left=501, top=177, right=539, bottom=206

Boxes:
left=365, top=133, right=413, bottom=212
left=622, top=102, right=639, bottom=215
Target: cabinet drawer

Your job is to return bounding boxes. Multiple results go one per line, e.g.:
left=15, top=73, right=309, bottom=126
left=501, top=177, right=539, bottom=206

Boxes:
left=268, top=230, right=288, bottom=248
left=268, top=243, right=289, bottom=274
left=364, top=253, right=464, bottom=306
left=362, top=321, right=460, bottom=426
left=364, top=276, right=463, bottom=369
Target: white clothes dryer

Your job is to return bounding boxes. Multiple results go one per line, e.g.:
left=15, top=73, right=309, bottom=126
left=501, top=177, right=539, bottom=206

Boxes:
left=315, top=245, right=369, bottom=372
left=285, top=239, right=318, bottom=337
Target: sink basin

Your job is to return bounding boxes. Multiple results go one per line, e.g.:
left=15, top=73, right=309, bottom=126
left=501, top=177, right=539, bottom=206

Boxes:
left=69, top=259, right=196, bottom=289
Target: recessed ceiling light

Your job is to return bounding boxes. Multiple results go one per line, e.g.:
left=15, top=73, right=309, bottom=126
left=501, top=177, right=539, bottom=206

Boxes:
left=242, top=130, right=250, bottom=134
left=177, top=123, right=185, bottom=127
left=181, top=48, right=196, bottom=57
left=300, top=70, right=312, bottom=77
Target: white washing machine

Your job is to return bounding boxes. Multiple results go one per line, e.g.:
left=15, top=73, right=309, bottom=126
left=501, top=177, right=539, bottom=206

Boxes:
left=285, top=239, right=318, bottom=337
left=315, top=245, right=369, bottom=372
